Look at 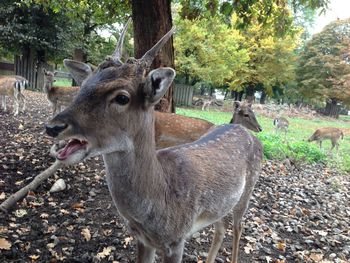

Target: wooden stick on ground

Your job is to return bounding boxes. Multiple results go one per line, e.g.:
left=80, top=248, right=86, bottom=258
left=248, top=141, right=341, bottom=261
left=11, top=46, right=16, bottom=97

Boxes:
left=0, top=160, right=62, bottom=213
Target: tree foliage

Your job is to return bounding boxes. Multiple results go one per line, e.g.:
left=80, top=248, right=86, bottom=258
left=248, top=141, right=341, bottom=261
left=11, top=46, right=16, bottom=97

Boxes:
left=297, top=18, right=350, bottom=106
left=0, top=0, right=73, bottom=61
left=174, top=14, right=249, bottom=86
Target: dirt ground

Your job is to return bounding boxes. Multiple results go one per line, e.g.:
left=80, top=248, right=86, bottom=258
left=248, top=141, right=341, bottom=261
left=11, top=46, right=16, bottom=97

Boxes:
left=0, top=90, right=349, bottom=263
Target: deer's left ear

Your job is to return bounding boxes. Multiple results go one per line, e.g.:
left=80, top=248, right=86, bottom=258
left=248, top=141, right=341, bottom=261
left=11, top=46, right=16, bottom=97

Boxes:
left=144, top=67, right=176, bottom=107
left=64, top=59, right=92, bottom=86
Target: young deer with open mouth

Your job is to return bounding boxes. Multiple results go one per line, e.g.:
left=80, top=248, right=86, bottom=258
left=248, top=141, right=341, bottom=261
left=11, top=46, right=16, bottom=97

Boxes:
left=46, top=20, right=262, bottom=263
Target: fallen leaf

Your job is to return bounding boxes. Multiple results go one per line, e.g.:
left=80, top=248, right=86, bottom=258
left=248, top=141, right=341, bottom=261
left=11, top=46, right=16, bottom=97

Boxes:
left=81, top=228, right=91, bottom=241
left=29, top=254, right=40, bottom=260
left=0, top=192, right=5, bottom=200
left=97, top=246, right=113, bottom=259
left=0, top=238, right=11, bottom=250
left=124, top=236, right=133, bottom=247
left=275, top=241, right=286, bottom=252
left=309, top=253, right=323, bottom=262
left=40, top=213, right=49, bottom=219
left=244, top=243, right=254, bottom=254
left=15, top=209, right=27, bottom=217
left=265, top=256, right=272, bottom=263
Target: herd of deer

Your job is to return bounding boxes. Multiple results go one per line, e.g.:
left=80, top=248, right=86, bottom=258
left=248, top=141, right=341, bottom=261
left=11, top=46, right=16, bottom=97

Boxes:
left=0, top=20, right=345, bottom=262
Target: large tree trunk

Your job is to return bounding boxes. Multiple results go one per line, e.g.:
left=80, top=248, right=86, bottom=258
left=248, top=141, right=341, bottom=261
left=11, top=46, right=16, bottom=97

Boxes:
left=324, top=98, right=341, bottom=118
left=132, top=0, right=175, bottom=112
left=15, top=46, right=48, bottom=91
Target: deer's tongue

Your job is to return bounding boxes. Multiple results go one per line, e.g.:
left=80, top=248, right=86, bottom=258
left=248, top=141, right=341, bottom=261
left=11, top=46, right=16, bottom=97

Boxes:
left=57, top=139, right=87, bottom=160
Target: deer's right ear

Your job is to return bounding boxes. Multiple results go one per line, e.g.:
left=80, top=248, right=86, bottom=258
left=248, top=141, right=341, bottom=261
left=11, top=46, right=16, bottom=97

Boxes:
left=234, top=101, right=241, bottom=109
left=143, top=67, right=176, bottom=107
left=63, top=59, right=92, bottom=86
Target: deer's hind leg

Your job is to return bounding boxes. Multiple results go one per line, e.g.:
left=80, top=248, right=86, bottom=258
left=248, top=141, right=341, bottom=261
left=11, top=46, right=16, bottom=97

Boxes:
left=206, top=218, right=228, bottom=263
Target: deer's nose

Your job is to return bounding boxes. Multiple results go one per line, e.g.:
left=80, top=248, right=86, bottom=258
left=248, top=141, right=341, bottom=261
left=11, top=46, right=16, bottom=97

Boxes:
left=46, top=123, right=68, bottom=137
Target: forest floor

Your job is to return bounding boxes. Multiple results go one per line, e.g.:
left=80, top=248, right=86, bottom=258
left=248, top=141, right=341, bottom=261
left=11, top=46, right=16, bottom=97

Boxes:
left=0, top=90, right=349, bottom=263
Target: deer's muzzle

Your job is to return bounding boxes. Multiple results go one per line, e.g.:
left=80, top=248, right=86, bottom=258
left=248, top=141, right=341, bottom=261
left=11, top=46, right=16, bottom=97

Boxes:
left=46, top=123, right=68, bottom=137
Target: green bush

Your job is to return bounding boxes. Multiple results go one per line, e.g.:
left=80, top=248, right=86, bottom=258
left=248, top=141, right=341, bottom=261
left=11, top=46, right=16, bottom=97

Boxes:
left=257, top=133, right=327, bottom=164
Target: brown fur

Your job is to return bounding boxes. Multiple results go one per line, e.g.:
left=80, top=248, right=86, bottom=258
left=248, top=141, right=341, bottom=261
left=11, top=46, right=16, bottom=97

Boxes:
left=155, top=101, right=262, bottom=149
left=308, top=127, right=344, bottom=152
left=42, top=69, right=79, bottom=116
left=0, top=75, right=27, bottom=115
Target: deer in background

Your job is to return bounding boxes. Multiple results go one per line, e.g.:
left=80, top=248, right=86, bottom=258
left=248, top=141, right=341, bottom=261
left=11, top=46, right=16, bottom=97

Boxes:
left=308, top=127, right=344, bottom=152
left=46, top=21, right=262, bottom=263
left=42, top=69, right=82, bottom=116
left=155, top=100, right=262, bottom=148
left=0, top=75, right=28, bottom=115
left=273, top=117, right=289, bottom=137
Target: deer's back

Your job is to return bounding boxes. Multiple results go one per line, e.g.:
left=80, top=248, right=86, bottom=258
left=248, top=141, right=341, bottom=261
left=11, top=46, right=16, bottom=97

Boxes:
left=49, top=86, right=80, bottom=103
left=155, top=111, right=214, bottom=148
left=157, top=124, right=262, bottom=226
left=0, top=77, right=16, bottom=96
left=313, top=127, right=343, bottom=140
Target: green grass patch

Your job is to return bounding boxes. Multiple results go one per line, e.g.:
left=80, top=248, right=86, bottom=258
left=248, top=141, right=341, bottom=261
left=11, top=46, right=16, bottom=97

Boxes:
left=54, top=78, right=73, bottom=87
left=176, top=107, right=350, bottom=172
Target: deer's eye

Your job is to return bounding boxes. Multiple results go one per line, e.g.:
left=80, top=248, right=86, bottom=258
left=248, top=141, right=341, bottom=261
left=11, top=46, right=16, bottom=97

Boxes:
left=113, top=94, right=130, bottom=105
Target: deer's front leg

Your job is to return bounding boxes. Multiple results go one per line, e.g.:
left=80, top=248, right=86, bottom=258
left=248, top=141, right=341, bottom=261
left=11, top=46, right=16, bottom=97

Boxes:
left=163, top=240, right=185, bottom=263
left=137, top=240, right=155, bottom=263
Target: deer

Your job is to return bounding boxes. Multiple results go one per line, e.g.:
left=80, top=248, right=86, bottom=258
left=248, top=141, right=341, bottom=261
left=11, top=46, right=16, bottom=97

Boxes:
left=155, top=101, right=262, bottom=149
left=0, top=75, right=28, bottom=115
left=42, top=69, right=82, bottom=116
left=273, top=117, right=289, bottom=137
left=308, top=127, right=344, bottom=152
left=45, top=21, right=263, bottom=263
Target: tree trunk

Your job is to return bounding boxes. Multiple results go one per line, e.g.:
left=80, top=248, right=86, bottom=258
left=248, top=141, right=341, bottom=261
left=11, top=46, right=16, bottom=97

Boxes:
left=245, top=83, right=255, bottom=103
left=260, top=90, right=267, bottom=104
left=132, top=0, right=175, bottom=112
left=324, top=98, right=340, bottom=118
left=15, top=46, right=48, bottom=91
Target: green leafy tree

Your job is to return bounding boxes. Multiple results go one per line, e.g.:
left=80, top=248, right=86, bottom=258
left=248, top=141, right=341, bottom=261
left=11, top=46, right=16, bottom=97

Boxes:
left=0, top=0, right=75, bottom=88
left=297, top=18, right=350, bottom=118
left=174, top=14, right=249, bottom=88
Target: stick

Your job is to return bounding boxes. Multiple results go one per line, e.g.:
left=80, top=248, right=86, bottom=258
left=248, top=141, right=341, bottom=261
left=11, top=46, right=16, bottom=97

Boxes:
left=0, top=160, right=62, bottom=213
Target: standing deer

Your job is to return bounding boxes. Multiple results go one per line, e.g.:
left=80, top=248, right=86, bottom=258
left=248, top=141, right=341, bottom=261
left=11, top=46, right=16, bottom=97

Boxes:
left=155, top=100, right=262, bottom=149
left=42, top=69, right=82, bottom=116
left=46, top=23, right=262, bottom=263
left=0, top=75, right=28, bottom=115
left=273, top=117, right=289, bottom=137
left=308, top=127, right=344, bottom=152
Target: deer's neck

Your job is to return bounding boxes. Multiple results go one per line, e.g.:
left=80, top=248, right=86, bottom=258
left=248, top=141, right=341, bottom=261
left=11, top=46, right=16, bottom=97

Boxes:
left=102, top=110, right=167, bottom=219
left=43, top=81, right=52, bottom=94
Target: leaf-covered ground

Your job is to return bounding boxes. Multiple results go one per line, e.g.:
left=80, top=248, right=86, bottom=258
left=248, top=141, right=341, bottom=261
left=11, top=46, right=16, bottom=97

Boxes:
left=0, top=90, right=349, bottom=262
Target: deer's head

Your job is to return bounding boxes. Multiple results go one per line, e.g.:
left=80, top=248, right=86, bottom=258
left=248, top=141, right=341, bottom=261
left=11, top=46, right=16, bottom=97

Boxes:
left=43, top=69, right=56, bottom=84
left=230, top=101, right=262, bottom=132
left=46, top=20, right=176, bottom=164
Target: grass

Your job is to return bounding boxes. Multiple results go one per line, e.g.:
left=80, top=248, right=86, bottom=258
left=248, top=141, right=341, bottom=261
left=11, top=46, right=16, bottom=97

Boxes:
left=54, top=78, right=73, bottom=86
left=176, top=107, right=350, bottom=173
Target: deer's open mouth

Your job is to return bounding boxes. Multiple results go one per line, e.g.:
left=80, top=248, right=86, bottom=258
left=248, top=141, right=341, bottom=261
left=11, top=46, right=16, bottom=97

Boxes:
left=56, top=139, right=88, bottom=161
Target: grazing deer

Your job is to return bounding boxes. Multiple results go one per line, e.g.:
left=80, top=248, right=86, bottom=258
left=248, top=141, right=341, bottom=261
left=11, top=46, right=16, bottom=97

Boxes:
left=0, top=75, right=28, bottom=115
left=46, top=22, right=262, bottom=263
left=230, top=101, right=262, bottom=133
left=202, top=98, right=214, bottom=111
left=42, top=69, right=82, bottom=116
left=273, top=117, right=289, bottom=136
left=308, top=127, right=344, bottom=152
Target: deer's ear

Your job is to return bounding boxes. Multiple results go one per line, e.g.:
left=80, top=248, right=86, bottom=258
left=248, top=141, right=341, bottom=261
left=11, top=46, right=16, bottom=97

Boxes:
left=144, top=67, right=175, bottom=107
left=63, top=59, right=92, bottom=86
left=234, top=101, right=241, bottom=109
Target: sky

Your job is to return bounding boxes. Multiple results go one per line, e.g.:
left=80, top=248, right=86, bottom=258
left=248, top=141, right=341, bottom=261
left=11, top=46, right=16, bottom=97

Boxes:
left=311, top=0, right=350, bottom=34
